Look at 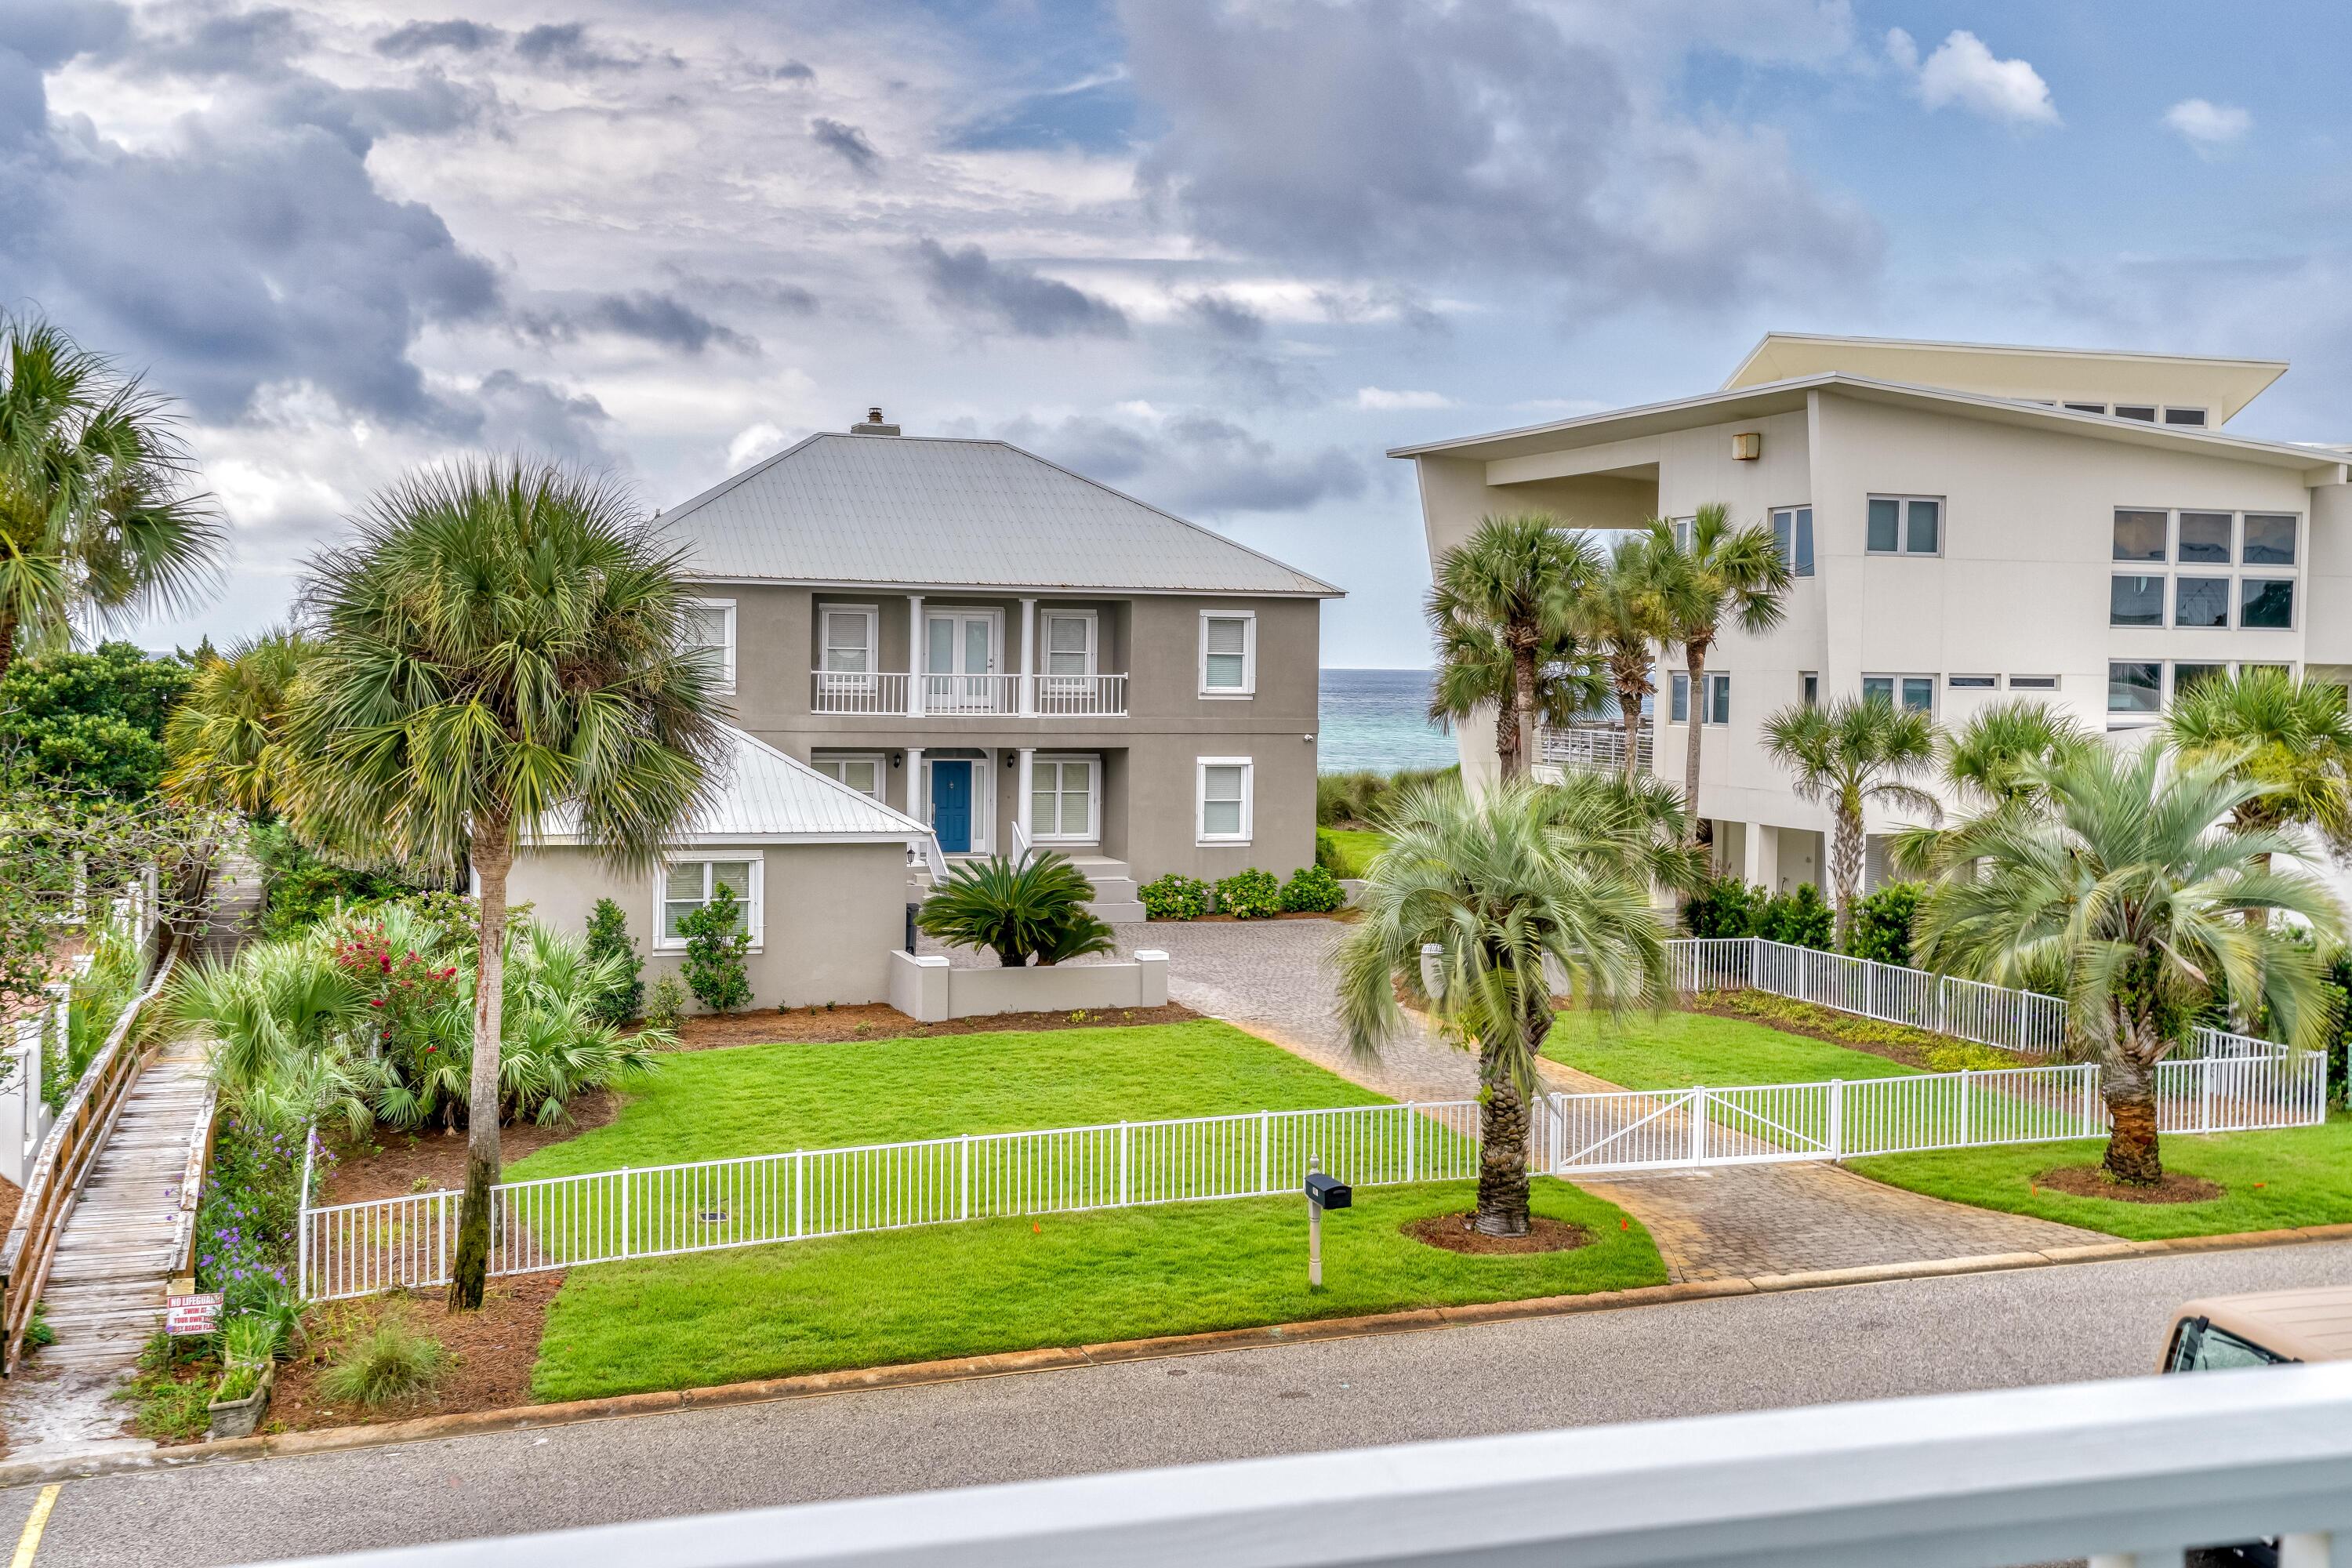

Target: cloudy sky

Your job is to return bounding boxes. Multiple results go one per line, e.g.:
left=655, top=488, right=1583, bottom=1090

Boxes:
left=4, top=1, right=2348, bottom=666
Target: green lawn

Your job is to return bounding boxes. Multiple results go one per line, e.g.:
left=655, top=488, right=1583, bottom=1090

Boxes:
left=1322, top=828, right=1389, bottom=878
left=531, top=1178, right=1664, bottom=1400
left=1851, top=1115, right=2352, bottom=1240
left=511, top=1020, right=1384, bottom=1181
left=1544, top=1008, right=1922, bottom=1091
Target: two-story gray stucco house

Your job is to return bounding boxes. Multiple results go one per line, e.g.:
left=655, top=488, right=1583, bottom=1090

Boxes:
left=655, top=411, right=1343, bottom=920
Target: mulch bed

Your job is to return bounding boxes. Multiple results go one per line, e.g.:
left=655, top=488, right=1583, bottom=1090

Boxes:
left=250, top=1276, right=564, bottom=1440
left=321, top=1100, right=620, bottom=1206
left=1403, top=1212, right=1593, bottom=1256
left=2033, top=1165, right=2227, bottom=1204
left=667, top=999, right=1202, bottom=1051
left=0, top=1176, right=20, bottom=1240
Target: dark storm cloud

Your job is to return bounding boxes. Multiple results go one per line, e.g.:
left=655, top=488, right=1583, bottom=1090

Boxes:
left=1182, top=293, right=1265, bottom=342
left=375, top=18, right=507, bottom=58
left=517, top=292, right=757, bottom=354
left=1122, top=0, right=1878, bottom=304
left=515, top=23, right=643, bottom=74
left=916, top=241, right=1128, bottom=339
left=809, top=117, right=879, bottom=175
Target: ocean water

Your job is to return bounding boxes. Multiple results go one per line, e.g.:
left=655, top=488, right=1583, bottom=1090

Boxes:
left=1318, top=668, right=1461, bottom=775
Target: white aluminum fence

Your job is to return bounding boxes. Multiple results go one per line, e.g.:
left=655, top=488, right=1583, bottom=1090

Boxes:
left=302, top=1040, right=2324, bottom=1300
left=301, top=1102, right=1486, bottom=1301
left=1671, top=935, right=2072, bottom=1054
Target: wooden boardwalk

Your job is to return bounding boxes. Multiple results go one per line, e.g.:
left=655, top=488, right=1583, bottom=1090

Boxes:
left=0, top=856, right=256, bottom=1457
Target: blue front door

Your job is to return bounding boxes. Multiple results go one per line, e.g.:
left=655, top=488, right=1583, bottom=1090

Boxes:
left=931, top=761, right=972, bottom=853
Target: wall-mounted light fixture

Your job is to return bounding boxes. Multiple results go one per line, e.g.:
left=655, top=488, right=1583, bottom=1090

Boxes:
left=1731, top=431, right=1762, bottom=461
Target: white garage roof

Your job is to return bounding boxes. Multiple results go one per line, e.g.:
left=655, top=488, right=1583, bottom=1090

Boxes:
left=531, top=728, right=924, bottom=847
left=659, top=432, right=1341, bottom=597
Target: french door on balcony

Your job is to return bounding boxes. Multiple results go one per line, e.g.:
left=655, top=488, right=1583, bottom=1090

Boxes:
left=924, top=611, right=1004, bottom=712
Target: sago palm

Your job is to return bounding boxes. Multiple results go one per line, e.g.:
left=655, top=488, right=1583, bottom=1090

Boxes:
left=1889, top=699, right=2093, bottom=878
left=1566, top=535, right=1674, bottom=785
left=1335, top=776, right=1668, bottom=1236
left=915, top=851, right=1114, bottom=967
left=1914, top=745, right=2341, bottom=1185
left=2162, top=668, right=2352, bottom=881
left=164, top=630, right=314, bottom=818
left=1425, top=612, right=1606, bottom=779
left=1424, top=516, right=1599, bottom=779
left=1761, top=694, right=1940, bottom=946
left=289, top=457, right=728, bottom=1308
left=0, top=314, right=223, bottom=681
left=1646, top=504, right=1791, bottom=841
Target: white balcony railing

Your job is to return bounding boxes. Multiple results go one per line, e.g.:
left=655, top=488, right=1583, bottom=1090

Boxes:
left=1537, top=721, right=1653, bottom=775
left=809, top=672, right=1128, bottom=718
left=289, top=1363, right=2352, bottom=1566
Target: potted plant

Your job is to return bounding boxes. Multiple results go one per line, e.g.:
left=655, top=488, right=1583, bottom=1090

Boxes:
left=206, top=1316, right=282, bottom=1439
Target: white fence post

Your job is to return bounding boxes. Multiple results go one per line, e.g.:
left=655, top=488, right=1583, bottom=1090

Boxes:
left=1827, top=1079, right=1843, bottom=1160
left=2200, top=1059, right=2213, bottom=1134
left=619, top=1167, right=631, bottom=1259
left=1259, top=1109, right=1270, bottom=1195
left=793, top=1149, right=804, bottom=1238
left=1404, top=1103, right=1416, bottom=1184
left=960, top=1134, right=971, bottom=1220
left=1689, top=1089, right=1707, bottom=1164
left=1120, top=1121, right=1131, bottom=1207
left=1957, top=1072, right=1972, bottom=1146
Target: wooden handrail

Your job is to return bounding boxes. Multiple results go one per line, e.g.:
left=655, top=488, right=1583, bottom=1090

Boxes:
left=0, top=948, right=178, bottom=1374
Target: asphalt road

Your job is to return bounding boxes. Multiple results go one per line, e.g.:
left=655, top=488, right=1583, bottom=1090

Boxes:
left=11, top=1240, right=2351, bottom=1566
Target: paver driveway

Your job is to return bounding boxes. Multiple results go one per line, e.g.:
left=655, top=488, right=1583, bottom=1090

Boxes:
left=1116, top=918, right=2103, bottom=1279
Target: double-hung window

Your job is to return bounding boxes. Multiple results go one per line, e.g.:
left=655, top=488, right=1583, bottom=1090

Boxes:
left=1866, top=495, right=1941, bottom=556
left=1037, top=610, right=1100, bottom=711
left=1030, top=756, right=1098, bottom=843
left=813, top=754, right=884, bottom=800
left=1196, top=758, right=1253, bottom=844
left=1770, top=506, right=1814, bottom=577
left=1864, top=675, right=1935, bottom=714
left=817, top=605, right=880, bottom=707
left=1200, top=612, right=1256, bottom=697
left=659, top=858, right=760, bottom=949
left=1668, top=672, right=1690, bottom=724
left=1704, top=673, right=1730, bottom=725
left=684, top=598, right=737, bottom=693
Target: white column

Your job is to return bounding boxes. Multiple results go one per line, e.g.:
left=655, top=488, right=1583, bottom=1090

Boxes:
left=907, top=593, right=925, bottom=717
left=1017, top=746, right=1035, bottom=846
left=906, top=746, right=925, bottom=830
left=1019, top=597, right=1037, bottom=716
left=1742, top=822, right=1778, bottom=890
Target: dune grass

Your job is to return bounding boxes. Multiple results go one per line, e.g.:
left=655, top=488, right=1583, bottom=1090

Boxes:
left=530, top=1177, right=1664, bottom=1400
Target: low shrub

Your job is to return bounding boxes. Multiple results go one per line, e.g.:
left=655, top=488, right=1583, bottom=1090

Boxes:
left=251, top=820, right=428, bottom=942
left=319, top=1309, right=444, bottom=1405
left=1315, top=830, right=1346, bottom=875
left=680, top=883, right=753, bottom=1014
left=1845, top=882, right=1922, bottom=967
left=1279, top=865, right=1348, bottom=914
left=1138, top=873, right=1210, bottom=920
left=194, top=1118, right=317, bottom=1319
left=1213, top=869, right=1282, bottom=920
left=583, top=898, right=644, bottom=1025
left=1680, top=876, right=1762, bottom=939
left=1754, top=884, right=1833, bottom=951
left=644, top=975, right=688, bottom=1031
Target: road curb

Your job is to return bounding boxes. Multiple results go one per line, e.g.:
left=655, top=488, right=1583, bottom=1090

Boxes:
left=9, top=1218, right=2350, bottom=1492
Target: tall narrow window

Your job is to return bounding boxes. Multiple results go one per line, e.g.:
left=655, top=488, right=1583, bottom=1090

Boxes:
left=1197, top=759, right=1252, bottom=844
left=1770, top=506, right=1814, bottom=577
left=1866, top=498, right=1900, bottom=554
left=1200, top=613, right=1256, bottom=695
left=1900, top=677, right=1933, bottom=714
left=1705, top=673, right=1731, bottom=726
left=1668, top=672, right=1690, bottom=724
left=683, top=598, right=737, bottom=692
left=1801, top=672, right=1819, bottom=708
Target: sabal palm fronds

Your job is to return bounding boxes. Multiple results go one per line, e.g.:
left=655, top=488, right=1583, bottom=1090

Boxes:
left=164, top=630, right=314, bottom=818
left=1425, top=516, right=1601, bottom=779
left=289, top=458, right=727, bottom=1308
left=1762, top=694, right=1940, bottom=945
left=1334, top=778, right=1668, bottom=1236
left=0, top=314, right=224, bottom=681
left=1915, top=745, right=2343, bottom=1185
left=1645, top=504, right=1792, bottom=840
left=2162, top=667, right=2352, bottom=865
left=1426, top=612, right=1606, bottom=779
left=1565, top=535, right=1675, bottom=785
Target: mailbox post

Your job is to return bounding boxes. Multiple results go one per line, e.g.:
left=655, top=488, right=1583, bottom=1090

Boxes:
left=1304, top=1156, right=1351, bottom=1290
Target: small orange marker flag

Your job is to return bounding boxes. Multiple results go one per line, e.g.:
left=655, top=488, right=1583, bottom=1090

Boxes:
left=1620, top=1218, right=1628, bottom=1231
left=1033, top=1221, right=1041, bottom=1232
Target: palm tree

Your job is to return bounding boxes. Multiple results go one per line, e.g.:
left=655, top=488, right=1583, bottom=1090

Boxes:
left=1425, top=613, right=1605, bottom=779
left=1647, top=504, right=1791, bottom=841
left=164, top=630, right=314, bottom=818
left=289, top=458, right=728, bottom=1308
left=1889, top=699, right=2093, bottom=878
left=0, top=314, right=224, bottom=683
left=915, top=851, right=1116, bottom=967
left=1761, top=694, right=1940, bottom=946
left=1424, top=516, right=1599, bottom=779
left=1914, top=746, right=2341, bottom=1185
left=1566, top=535, right=1674, bottom=786
left=2162, top=669, right=2352, bottom=903
left=1334, top=775, right=1669, bottom=1236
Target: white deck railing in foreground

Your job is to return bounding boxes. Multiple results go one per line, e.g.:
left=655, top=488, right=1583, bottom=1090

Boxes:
left=259, top=1362, right=2352, bottom=1567
left=301, top=1037, right=2321, bottom=1299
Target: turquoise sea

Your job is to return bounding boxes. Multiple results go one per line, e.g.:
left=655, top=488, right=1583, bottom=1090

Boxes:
left=1318, top=668, right=1459, bottom=775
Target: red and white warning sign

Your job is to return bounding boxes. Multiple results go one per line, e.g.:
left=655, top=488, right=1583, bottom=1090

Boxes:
left=164, top=1293, right=222, bottom=1335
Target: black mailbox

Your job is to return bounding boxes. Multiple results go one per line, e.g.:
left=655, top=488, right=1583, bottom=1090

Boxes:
left=1305, top=1173, right=1352, bottom=1210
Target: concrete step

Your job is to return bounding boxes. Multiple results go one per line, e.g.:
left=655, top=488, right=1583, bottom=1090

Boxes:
left=1087, top=901, right=1148, bottom=924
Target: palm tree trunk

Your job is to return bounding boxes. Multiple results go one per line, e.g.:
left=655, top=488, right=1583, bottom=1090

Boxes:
left=1474, top=1062, right=1532, bottom=1237
left=1682, top=638, right=1708, bottom=844
left=1494, top=697, right=1520, bottom=779
left=1830, top=800, right=1864, bottom=948
left=1617, top=666, right=1644, bottom=786
left=2100, top=1022, right=2163, bottom=1186
left=1511, top=628, right=1538, bottom=783
left=0, top=606, right=18, bottom=690
left=448, top=822, right=511, bottom=1310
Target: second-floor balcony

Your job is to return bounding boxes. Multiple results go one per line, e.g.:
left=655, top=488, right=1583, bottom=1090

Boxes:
left=811, top=670, right=1129, bottom=718
left=1537, top=720, right=1653, bottom=775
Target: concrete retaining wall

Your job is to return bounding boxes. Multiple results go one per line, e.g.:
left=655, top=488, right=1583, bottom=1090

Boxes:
left=888, top=949, right=1169, bottom=1022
